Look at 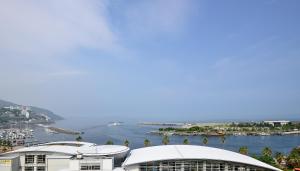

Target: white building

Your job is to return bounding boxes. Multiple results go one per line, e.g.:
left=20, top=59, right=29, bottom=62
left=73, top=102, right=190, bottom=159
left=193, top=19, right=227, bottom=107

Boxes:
left=122, top=145, right=281, bottom=171
left=0, top=142, right=281, bottom=171
left=263, top=120, right=290, bottom=126
left=21, top=106, right=31, bottom=119
left=0, top=141, right=129, bottom=171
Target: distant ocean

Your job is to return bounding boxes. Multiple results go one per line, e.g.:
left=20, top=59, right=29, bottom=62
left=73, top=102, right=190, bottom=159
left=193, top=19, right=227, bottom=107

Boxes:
left=32, top=117, right=300, bottom=155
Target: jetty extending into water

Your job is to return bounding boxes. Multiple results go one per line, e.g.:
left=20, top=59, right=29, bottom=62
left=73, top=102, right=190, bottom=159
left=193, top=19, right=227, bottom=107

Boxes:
left=37, top=124, right=80, bottom=135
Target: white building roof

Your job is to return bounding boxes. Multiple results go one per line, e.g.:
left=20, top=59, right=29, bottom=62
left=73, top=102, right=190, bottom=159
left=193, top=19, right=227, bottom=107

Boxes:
left=122, top=145, right=281, bottom=171
left=41, top=141, right=96, bottom=147
left=264, top=120, right=290, bottom=123
left=2, top=141, right=129, bottom=156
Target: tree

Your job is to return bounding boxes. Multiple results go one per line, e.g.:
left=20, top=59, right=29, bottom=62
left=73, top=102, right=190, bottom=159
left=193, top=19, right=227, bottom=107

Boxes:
left=202, top=136, right=208, bottom=145
left=183, top=138, right=189, bottom=145
left=106, top=140, right=114, bottom=145
left=239, top=146, right=248, bottom=155
left=256, top=155, right=277, bottom=167
left=287, top=147, right=300, bottom=169
left=144, top=139, right=151, bottom=147
left=162, top=135, right=170, bottom=145
left=262, top=147, right=272, bottom=157
left=7, top=141, right=12, bottom=150
left=220, top=136, right=226, bottom=144
left=75, top=136, right=82, bottom=142
left=124, top=139, right=129, bottom=147
left=274, top=152, right=284, bottom=165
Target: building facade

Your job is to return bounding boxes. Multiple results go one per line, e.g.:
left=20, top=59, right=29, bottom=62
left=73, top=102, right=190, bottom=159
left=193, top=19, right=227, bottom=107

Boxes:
left=0, top=142, right=281, bottom=171
left=263, top=121, right=290, bottom=126
left=0, top=141, right=129, bottom=171
left=122, top=145, right=281, bottom=171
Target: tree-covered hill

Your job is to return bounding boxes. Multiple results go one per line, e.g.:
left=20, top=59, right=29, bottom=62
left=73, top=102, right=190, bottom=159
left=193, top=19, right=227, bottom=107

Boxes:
left=0, top=99, right=63, bottom=121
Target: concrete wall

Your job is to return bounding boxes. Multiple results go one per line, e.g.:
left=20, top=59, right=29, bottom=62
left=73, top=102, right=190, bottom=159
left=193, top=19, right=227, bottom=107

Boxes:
left=69, top=159, right=80, bottom=170
left=0, top=157, right=19, bottom=171
left=125, top=165, right=139, bottom=171
left=102, top=158, right=113, bottom=171
left=11, top=157, right=19, bottom=171
left=47, top=158, right=70, bottom=171
left=0, top=159, right=12, bottom=171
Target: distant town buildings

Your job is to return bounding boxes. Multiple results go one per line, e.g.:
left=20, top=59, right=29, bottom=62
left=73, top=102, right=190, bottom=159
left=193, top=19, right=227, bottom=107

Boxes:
left=263, top=120, right=290, bottom=126
left=0, top=129, right=34, bottom=147
left=21, top=106, right=31, bottom=119
left=3, top=105, right=31, bottom=119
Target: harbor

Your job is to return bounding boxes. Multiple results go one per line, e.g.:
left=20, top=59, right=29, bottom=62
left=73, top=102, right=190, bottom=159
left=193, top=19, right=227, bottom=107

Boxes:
left=0, top=128, right=35, bottom=148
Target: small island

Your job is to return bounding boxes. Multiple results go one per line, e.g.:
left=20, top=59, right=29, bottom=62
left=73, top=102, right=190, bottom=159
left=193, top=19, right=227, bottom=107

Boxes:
left=150, top=120, right=300, bottom=136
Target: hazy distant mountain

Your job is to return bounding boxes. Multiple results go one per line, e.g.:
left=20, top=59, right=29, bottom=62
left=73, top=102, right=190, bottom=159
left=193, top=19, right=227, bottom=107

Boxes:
left=0, top=99, right=63, bottom=120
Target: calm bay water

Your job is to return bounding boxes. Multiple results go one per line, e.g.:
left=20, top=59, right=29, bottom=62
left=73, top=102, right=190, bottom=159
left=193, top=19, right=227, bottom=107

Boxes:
left=32, top=117, right=299, bottom=155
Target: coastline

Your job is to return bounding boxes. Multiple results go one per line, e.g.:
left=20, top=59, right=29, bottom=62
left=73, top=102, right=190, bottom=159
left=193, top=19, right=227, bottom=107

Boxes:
left=149, top=130, right=300, bottom=136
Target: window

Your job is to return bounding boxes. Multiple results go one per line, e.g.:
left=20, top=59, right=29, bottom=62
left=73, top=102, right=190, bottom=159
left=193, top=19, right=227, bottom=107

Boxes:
left=25, top=166, right=34, bottom=171
left=237, top=167, right=245, bottom=171
left=190, top=161, right=197, bottom=171
left=162, top=162, right=169, bottom=171
left=25, top=155, right=35, bottom=164
left=175, top=162, right=182, bottom=171
left=37, top=155, right=46, bottom=164
left=227, top=164, right=234, bottom=171
left=212, top=163, right=220, bottom=171
left=37, top=166, right=46, bottom=171
left=206, top=162, right=212, bottom=171
left=183, top=162, right=191, bottom=171
left=81, top=164, right=101, bottom=170
left=92, top=165, right=101, bottom=170
left=198, top=162, right=203, bottom=171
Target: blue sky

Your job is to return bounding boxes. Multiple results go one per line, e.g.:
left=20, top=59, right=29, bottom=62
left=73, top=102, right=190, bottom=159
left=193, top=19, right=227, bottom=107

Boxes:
left=0, top=0, right=299, bottom=121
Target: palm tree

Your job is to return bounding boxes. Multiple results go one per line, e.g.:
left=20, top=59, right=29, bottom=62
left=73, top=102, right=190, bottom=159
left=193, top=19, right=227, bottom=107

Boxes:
left=106, top=140, right=114, bottom=145
left=202, top=136, right=208, bottom=145
left=144, top=139, right=151, bottom=147
left=124, top=139, right=129, bottom=147
left=220, top=136, right=226, bottom=144
left=274, top=152, right=284, bottom=165
left=287, top=147, right=300, bottom=169
left=75, top=136, right=82, bottom=141
left=183, top=138, right=189, bottom=145
left=239, top=146, right=248, bottom=155
left=7, top=141, right=12, bottom=150
left=262, top=147, right=272, bottom=157
left=162, top=135, right=170, bottom=145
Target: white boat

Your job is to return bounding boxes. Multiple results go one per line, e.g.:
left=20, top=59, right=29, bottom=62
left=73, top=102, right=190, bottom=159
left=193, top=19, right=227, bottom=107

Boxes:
left=108, top=122, right=123, bottom=126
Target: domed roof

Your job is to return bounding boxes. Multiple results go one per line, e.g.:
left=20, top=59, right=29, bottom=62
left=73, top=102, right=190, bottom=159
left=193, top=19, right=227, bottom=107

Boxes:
left=122, top=145, right=280, bottom=171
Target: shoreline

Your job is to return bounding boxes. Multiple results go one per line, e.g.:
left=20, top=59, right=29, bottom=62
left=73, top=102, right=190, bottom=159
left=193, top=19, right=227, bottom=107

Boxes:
left=149, top=130, right=300, bottom=136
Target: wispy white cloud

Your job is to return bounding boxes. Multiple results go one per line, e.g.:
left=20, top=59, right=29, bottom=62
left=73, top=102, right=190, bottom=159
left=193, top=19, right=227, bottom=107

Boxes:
left=123, top=0, right=195, bottom=36
left=0, top=0, right=119, bottom=58
left=0, top=0, right=121, bottom=105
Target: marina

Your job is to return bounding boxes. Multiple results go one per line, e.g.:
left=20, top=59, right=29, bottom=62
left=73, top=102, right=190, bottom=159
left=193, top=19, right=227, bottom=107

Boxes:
left=0, top=128, right=34, bottom=147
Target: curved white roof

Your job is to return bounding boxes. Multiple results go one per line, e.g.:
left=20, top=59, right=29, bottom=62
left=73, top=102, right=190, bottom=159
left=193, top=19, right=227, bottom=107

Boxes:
left=41, top=141, right=96, bottom=147
left=122, top=145, right=281, bottom=171
left=3, top=141, right=129, bottom=156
